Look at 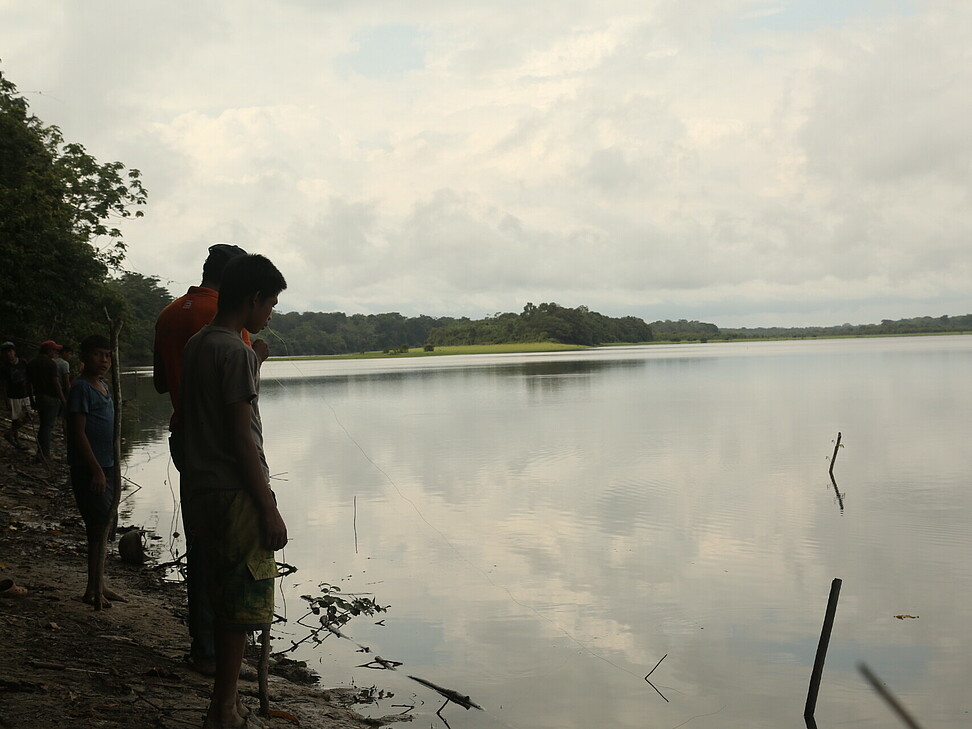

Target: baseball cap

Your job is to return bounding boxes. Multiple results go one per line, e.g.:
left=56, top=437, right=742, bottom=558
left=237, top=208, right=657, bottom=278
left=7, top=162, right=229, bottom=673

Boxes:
left=207, top=243, right=248, bottom=264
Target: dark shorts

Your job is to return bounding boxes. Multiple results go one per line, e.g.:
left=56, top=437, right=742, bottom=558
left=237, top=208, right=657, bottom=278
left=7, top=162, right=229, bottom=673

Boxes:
left=70, top=464, right=117, bottom=541
left=186, top=489, right=277, bottom=632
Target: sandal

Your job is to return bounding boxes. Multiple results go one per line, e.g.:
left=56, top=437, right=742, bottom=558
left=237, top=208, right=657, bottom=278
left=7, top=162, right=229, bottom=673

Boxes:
left=0, top=579, right=28, bottom=598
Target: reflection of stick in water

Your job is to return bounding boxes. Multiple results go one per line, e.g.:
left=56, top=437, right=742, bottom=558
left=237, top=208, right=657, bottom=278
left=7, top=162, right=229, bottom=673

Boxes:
left=644, top=653, right=669, bottom=702
left=828, top=432, right=845, bottom=512
left=830, top=471, right=844, bottom=512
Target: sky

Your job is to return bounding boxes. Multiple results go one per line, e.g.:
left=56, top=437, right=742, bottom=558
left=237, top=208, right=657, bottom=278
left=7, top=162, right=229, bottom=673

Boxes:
left=2, top=0, right=970, bottom=327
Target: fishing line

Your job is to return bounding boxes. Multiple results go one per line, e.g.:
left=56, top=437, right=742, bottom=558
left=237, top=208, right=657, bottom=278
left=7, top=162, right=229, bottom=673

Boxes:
left=260, top=326, right=666, bottom=691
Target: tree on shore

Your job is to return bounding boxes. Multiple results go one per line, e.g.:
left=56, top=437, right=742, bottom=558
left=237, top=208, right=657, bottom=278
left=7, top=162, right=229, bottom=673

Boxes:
left=0, top=67, right=147, bottom=347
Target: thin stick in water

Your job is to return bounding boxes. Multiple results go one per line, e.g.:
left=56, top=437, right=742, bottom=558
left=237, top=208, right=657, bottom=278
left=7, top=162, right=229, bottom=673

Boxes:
left=828, top=432, right=842, bottom=477
left=805, top=578, right=841, bottom=720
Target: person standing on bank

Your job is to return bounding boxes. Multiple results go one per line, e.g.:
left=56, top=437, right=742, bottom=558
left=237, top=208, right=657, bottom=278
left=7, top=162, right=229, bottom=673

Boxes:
left=154, top=243, right=270, bottom=674
left=1, top=341, right=33, bottom=449
left=66, top=335, right=127, bottom=608
left=28, top=340, right=65, bottom=462
left=180, top=254, right=287, bottom=729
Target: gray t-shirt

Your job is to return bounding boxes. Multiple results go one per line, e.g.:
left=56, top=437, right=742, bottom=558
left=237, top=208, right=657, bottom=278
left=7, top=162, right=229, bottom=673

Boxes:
left=181, top=325, right=268, bottom=492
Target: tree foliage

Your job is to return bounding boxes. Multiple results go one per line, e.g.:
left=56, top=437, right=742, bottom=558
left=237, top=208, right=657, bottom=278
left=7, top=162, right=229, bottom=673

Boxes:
left=268, top=311, right=461, bottom=356
left=0, top=67, right=146, bottom=348
left=105, top=273, right=173, bottom=366
left=426, top=303, right=652, bottom=347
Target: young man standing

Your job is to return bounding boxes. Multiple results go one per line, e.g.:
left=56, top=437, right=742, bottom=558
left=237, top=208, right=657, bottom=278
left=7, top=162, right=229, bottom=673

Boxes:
left=154, top=243, right=269, bottom=673
left=181, top=254, right=287, bottom=729
left=28, top=340, right=65, bottom=462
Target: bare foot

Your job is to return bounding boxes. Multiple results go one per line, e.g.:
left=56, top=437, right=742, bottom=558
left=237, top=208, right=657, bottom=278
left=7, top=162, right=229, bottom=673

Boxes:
left=82, top=592, right=112, bottom=608
left=236, top=694, right=251, bottom=719
left=102, top=586, right=127, bottom=603
left=202, top=706, right=246, bottom=729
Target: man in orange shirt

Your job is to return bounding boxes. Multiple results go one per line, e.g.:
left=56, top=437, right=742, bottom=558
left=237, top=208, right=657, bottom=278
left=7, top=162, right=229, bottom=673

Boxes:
left=154, top=243, right=269, bottom=673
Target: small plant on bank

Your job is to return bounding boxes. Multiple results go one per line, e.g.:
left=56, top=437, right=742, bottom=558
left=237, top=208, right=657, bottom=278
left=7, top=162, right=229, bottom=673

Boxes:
left=278, top=582, right=388, bottom=655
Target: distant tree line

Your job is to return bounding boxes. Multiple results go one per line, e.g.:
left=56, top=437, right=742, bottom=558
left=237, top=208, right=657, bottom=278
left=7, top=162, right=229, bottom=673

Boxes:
left=51, top=270, right=972, bottom=364
left=267, top=311, right=464, bottom=356
left=648, top=319, right=721, bottom=342
left=426, top=303, right=652, bottom=347
left=721, top=314, right=972, bottom=340
left=646, top=315, right=972, bottom=342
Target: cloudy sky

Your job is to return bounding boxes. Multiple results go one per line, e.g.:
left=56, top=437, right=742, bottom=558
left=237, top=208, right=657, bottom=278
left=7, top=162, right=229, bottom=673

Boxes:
left=2, top=0, right=969, bottom=326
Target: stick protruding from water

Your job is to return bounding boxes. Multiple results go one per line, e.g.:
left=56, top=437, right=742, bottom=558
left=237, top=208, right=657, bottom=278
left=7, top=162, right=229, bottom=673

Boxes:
left=828, top=432, right=842, bottom=477
left=805, top=577, right=842, bottom=722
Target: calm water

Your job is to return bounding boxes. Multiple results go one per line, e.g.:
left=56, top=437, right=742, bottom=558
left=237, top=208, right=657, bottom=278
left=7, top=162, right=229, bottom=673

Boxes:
left=119, top=337, right=972, bottom=729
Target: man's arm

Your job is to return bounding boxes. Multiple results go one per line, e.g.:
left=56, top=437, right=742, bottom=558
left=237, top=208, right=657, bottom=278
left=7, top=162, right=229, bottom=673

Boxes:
left=227, top=400, right=287, bottom=551
left=52, top=370, right=65, bottom=406
left=153, top=347, right=169, bottom=394
left=68, top=412, right=106, bottom=493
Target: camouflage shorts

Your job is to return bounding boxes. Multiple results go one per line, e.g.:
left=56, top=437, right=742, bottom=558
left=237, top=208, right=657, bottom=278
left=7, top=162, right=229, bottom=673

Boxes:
left=187, top=489, right=278, bottom=631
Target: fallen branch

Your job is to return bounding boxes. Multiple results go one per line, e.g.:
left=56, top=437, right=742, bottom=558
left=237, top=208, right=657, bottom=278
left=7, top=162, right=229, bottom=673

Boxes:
left=407, top=675, right=482, bottom=711
left=258, top=628, right=271, bottom=716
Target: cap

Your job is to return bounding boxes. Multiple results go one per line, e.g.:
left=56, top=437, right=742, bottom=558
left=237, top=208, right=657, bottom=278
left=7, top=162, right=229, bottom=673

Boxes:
left=40, top=340, right=62, bottom=351
left=207, top=243, right=248, bottom=264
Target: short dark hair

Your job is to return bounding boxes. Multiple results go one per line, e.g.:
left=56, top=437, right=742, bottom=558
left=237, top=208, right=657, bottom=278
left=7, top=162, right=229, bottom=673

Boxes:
left=217, top=254, right=287, bottom=314
left=80, top=334, right=112, bottom=355
left=202, top=243, right=248, bottom=285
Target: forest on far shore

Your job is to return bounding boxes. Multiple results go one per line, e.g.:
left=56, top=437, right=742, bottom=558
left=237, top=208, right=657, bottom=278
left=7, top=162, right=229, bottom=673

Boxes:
left=104, top=272, right=972, bottom=365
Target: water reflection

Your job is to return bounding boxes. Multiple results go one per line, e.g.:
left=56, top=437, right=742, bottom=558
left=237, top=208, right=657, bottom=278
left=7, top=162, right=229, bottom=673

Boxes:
left=119, top=338, right=972, bottom=729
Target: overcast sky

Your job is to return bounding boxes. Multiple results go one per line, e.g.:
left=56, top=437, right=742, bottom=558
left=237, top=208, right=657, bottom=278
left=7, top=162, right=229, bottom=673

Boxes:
left=2, top=0, right=969, bottom=326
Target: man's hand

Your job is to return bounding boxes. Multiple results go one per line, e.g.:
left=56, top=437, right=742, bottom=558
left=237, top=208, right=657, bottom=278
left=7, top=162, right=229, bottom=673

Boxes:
left=89, top=467, right=107, bottom=494
left=252, top=338, right=270, bottom=364
left=260, top=504, right=288, bottom=551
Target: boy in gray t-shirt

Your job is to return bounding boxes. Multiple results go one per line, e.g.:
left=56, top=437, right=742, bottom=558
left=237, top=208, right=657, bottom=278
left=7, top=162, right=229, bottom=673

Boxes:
left=181, top=254, right=287, bottom=729
left=66, top=334, right=124, bottom=608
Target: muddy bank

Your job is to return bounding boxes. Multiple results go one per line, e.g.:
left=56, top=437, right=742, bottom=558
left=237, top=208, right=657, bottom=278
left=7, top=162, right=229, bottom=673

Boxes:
left=0, top=422, right=404, bottom=729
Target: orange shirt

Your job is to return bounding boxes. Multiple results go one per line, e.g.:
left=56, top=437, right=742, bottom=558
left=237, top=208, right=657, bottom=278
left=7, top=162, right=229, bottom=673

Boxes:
left=154, top=286, right=251, bottom=428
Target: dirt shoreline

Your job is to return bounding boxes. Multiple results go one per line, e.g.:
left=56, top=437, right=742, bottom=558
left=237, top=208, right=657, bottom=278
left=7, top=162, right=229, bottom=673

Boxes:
left=0, top=423, right=401, bottom=729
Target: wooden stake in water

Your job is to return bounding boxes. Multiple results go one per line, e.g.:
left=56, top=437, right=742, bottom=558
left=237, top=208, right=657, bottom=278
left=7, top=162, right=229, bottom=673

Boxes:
left=805, top=578, right=842, bottom=721
left=828, top=432, right=842, bottom=477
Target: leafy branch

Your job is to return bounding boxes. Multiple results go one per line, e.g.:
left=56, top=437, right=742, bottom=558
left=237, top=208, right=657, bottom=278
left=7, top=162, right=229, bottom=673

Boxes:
left=277, top=582, right=388, bottom=656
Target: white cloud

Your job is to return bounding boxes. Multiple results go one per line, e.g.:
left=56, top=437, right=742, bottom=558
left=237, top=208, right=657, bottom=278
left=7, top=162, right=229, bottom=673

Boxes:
left=1, top=0, right=968, bottom=325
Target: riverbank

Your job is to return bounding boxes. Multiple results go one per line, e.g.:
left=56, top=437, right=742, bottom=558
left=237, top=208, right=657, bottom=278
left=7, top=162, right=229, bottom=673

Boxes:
left=267, top=331, right=972, bottom=362
left=0, top=420, right=402, bottom=729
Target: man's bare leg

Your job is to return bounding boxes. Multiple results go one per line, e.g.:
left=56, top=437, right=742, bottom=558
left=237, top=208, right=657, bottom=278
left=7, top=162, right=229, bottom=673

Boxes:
left=204, top=629, right=247, bottom=729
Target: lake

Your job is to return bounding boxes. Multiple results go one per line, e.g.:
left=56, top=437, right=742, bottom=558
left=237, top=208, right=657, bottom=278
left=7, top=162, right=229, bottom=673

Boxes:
left=119, top=336, right=972, bottom=729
